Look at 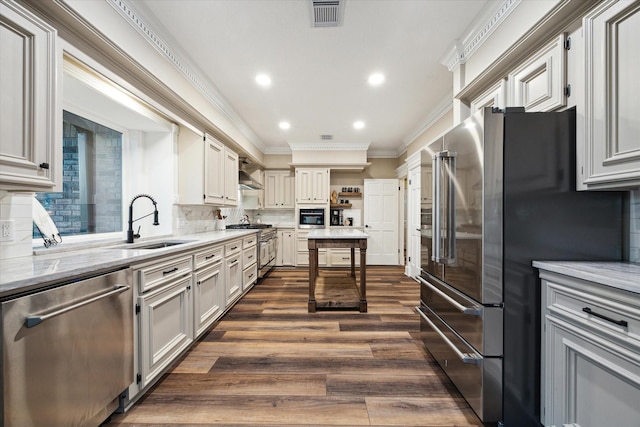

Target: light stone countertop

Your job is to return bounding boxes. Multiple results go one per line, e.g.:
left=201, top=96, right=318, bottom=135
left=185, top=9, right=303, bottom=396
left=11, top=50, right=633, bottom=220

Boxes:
left=0, top=229, right=258, bottom=299
left=306, top=228, right=369, bottom=239
left=533, top=261, right=640, bottom=295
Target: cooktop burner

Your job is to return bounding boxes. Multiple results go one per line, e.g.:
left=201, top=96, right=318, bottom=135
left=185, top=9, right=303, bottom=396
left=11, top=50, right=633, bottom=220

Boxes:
left=226, top=223, right=273, bottom=229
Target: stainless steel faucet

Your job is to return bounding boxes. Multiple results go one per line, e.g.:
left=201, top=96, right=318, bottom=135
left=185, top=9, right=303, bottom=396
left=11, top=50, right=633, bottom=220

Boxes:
left=127, top=194, right=159, bottom=243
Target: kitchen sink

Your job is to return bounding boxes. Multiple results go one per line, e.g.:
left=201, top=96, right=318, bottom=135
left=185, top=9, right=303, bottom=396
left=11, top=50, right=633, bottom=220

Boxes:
left=108, top=239, right=196, bottom=250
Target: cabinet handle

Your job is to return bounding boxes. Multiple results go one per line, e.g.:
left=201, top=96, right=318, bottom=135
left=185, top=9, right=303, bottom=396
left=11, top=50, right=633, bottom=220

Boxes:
left=248, top=255, right=253, bottom=259
left=249, top=274, right=254, bottom=278
left=163, top=267, right=179, bottom=275
left=205, top=254, right=215, bottom=260
left=39, top=162, right=50, bottom=170
left=231, top=246, right=238, bottom=250
left=582, top=307, right=628, bottom=327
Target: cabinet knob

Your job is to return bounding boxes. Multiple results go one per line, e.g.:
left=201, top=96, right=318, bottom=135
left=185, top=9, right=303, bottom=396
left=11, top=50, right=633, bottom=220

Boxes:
left=39, top=163, right=50, bottom=170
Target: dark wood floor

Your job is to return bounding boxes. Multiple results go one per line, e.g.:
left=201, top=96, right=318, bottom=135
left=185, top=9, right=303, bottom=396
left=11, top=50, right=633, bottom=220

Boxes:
left=105, top=266, right=484, bottom=426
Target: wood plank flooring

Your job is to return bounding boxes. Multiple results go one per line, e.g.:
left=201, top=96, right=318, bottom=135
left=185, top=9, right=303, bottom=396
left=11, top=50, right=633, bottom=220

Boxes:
left=104, top=266, right=485, bottom=427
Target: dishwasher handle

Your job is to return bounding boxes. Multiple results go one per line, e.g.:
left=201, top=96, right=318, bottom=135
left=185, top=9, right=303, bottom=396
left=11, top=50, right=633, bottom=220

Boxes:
left=25, top=285, right=130, bottom=328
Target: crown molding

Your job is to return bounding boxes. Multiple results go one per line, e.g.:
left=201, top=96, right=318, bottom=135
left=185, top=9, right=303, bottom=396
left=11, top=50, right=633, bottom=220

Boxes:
left=441, top=0, right=522, bottom=71
left=398, top=93, right=453, bottom=156
left=107, top=0, right=265, bottom=152
left=288, top=142, right=371, bottom=151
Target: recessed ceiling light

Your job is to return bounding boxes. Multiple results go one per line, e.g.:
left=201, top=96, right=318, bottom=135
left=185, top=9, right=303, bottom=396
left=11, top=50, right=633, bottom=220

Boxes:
left=255, top=74, right=272, bottom=87
left=279, top=121, right=290, bottom=130
left=353, top=121, right=365, bottom=129
left=368, top=73, right=385, bottom=86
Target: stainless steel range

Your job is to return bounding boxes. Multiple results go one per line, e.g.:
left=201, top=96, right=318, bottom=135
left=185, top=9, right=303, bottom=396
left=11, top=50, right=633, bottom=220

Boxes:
left=226, top=224, right=277, bottom=278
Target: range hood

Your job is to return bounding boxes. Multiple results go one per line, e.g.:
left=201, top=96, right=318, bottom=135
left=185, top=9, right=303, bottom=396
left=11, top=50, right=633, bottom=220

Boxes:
left=239, top=158, right=263, bottom=190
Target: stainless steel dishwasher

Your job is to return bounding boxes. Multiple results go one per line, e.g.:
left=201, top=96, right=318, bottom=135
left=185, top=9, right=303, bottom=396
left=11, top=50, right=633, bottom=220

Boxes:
left=1, top=267, right=133, bottom=427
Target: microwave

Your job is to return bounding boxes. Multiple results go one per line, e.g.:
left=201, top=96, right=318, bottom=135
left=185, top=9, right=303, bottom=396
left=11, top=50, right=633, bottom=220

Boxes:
left=299, top=208, right=325, bottom=228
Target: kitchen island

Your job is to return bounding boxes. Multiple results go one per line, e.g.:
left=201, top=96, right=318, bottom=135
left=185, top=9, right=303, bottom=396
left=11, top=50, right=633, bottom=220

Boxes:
left=306, top=228, right=369, bottom=313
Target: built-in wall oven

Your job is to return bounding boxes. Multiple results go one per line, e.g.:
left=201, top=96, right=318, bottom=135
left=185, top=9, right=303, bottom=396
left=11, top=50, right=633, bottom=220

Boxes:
left=299, top=208, right=325, bottom=228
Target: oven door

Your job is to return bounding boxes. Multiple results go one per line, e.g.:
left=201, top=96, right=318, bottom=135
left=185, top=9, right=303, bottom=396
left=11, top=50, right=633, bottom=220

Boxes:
left=259, top=240, right=269, bottom=268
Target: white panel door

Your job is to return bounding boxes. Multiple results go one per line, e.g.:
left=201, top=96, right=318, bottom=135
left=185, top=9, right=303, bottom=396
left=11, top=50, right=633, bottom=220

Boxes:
left=364, top=179, right=399, bottom=265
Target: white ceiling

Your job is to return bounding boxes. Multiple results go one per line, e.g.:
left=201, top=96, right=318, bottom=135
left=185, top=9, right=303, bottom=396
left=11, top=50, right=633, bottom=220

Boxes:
left=130, top=0, right=492, bottom=157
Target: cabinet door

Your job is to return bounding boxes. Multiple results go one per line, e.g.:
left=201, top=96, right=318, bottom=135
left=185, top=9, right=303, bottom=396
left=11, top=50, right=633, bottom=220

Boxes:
left=194, top=262, right=223, bottom=337
left=282, top=231, right=295, bottom=266
left=470, top=79, right=506, bottom=114
left=296, top=169, right=313, bottom=203
left=0, top=1, right=61, bottom=191
left=311, top=168, right=329, bottom=203
left=225, top=253, right=242, bottom=306
left=281, top=174, right=295, bottom=208
left=138, top=275, right=193, bottom=388
left=543, top=315, right=640, bottom=427
left=204, top=135, right=225, bottom=204
left=580, top=1, right=640, bottom=190
left=223, top=147, right=238, bottom=206
left=508, top=34, right=566, bottom=112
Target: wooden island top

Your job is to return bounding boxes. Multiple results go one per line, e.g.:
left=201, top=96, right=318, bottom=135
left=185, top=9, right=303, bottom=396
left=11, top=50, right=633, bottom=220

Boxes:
left=306, top=228, right=369, bottom=313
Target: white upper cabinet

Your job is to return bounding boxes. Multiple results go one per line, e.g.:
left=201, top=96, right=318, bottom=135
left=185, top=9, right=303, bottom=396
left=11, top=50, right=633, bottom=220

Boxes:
left=0, top=0, right=61, bottom=191
left=508, top=34, right=568, bottom=112
left=264, top=170, right=294, bottom=209
left=223, top=145, right=238, bottom=206
left=470, top=79, right=506, bottom=114
left=579, top=0, right=640, bottom=190
left=178, top=129, right=239, bottom=206
left=296, top=168, right=329, bottom=204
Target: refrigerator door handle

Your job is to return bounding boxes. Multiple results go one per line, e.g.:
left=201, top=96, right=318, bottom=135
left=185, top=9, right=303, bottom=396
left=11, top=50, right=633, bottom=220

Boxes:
left=432, top=151, right=457, bottom=264
left=415, top=306, right=482, bottom=365
left=417, top=276, right=482, bottom=316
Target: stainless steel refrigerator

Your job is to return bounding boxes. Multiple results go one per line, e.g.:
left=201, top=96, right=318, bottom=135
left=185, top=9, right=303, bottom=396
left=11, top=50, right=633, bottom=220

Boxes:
left=416, top=107, right=625, bottom=426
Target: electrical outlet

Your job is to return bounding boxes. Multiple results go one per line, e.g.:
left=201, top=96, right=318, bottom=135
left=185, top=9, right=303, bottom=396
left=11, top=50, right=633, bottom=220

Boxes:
left=0, top=220, right=15, bottom=242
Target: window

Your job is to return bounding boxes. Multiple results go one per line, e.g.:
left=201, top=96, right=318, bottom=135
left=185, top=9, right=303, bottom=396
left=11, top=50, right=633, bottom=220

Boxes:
left=34, top=111, right=123, bottom=237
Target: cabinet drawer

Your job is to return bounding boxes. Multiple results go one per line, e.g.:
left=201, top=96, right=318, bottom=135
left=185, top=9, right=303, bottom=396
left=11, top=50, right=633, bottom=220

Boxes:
left=243, top=235, right=257, bottom=248
left=243, top=246, right=257, bottom=267
left=542, top=272, right=640, bottom=345
left=225, top=239, right=242, bottom=256
left=329, top=248, right=360, bottom=266
left=193, top=246, right=223, bottom=270
left=138, top=255, right=193, bottom=293
left=243, top=263, right=258, bottom=290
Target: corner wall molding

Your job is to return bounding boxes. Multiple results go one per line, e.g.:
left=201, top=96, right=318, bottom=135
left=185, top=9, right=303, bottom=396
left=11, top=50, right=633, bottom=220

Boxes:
left=442, top=0, right=522, bottom=71
left=107, top=0, right=265, bottom=151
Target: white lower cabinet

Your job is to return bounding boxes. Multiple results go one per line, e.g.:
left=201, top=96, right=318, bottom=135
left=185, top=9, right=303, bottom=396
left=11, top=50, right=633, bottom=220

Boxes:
left=138, top=274, right=193, bottom=388
left=225, top=239, right=243, bottom=305
left=276, top=228, right=295, bottom=266
left=193, top=245, right=224, bottom=338
left=242, top=235, right=258, bottom=291
left=540, top=269, right=640, bottom=427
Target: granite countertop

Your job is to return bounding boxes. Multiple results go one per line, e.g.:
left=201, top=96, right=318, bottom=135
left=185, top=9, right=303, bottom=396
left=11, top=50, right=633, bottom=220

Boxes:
left=0, top=229, right=258, bottom=299
left=306, top=228, right=369, bottom=239
left=533, top=261, right=640, bottom=294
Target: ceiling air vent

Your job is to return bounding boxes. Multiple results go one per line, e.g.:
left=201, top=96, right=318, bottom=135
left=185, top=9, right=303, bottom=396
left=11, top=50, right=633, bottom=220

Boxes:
left=321, top=134, right=333, bottom=140
left=311, top=0, right=344, bottom=27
